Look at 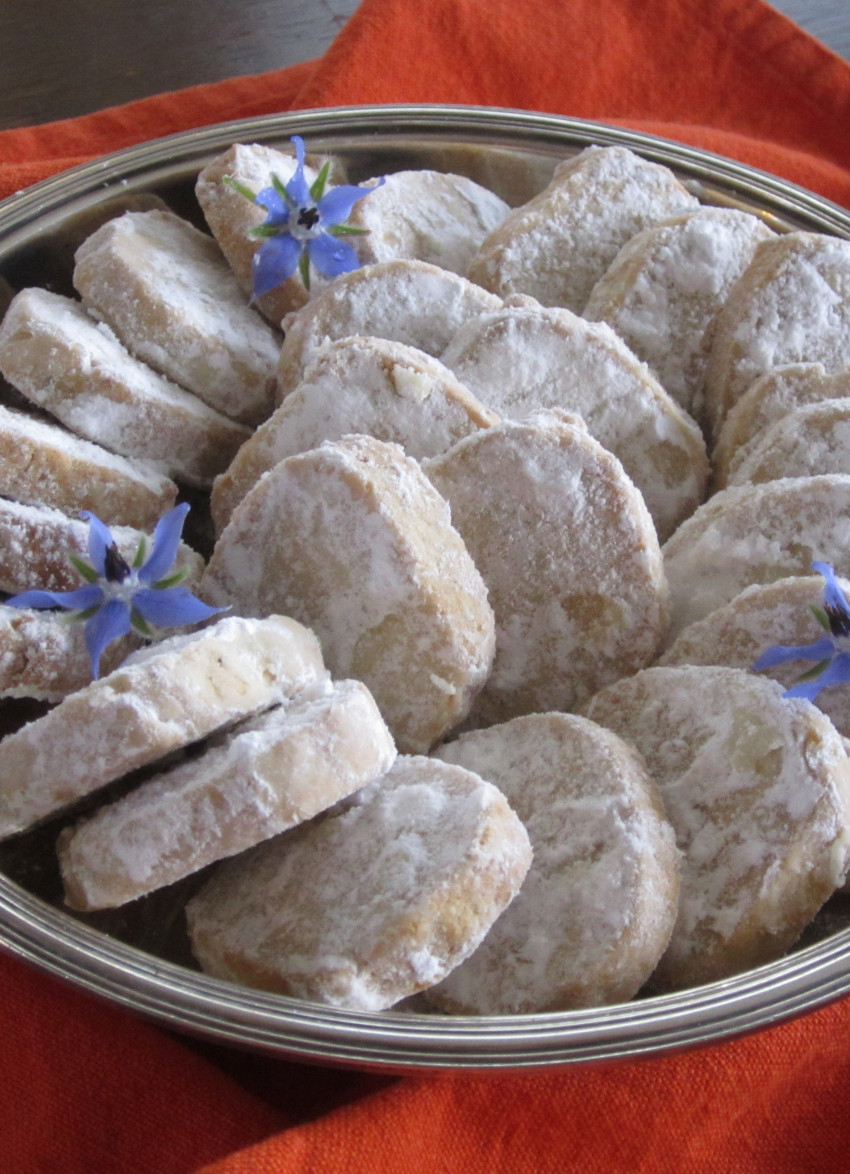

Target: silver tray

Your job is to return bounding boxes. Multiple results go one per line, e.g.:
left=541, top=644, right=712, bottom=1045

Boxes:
left=1, top=104, right=850, bottom=1071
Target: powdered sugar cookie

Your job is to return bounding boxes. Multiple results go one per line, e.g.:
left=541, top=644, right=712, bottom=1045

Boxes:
left=659, top=575, right=850, bottom=740
left=726, top=398, right=850, bottom=487
left=196, top=141, right=324, bottom=323
left=185, top=755, right=532, bottom=1010
left=439, top=297, right=708, bottom=541
left=345, top=169, right=510, bottom=277
left=0, top=497, right=203, bottom=596
left=73, top=209, right=281, bottom=425
left=0, top=614, right=326, bottom=838
left=714, top=364, right=850, bottom=488
left=275, top=258, right=501, bottom=401
left=585, top=665, right=850, bottom=990
left=0, top=604, right=136, bottom=701
left=211, top=335, right=497, bottom=532
left=662, top=474, right=850, bottom=643
left=428, top=712, right=679, bottom=1013
left=58, top=678, right=396, bottom=910
left=0, top=402, right=177, bottom=530
left=584, top=207, right=773, bottom=419
left=0, top=288, right=251, bottom=487
left=202, top=434, right=495, bottom=753
left=425, top=410, right=668, bottom=723
left=704, top=232, right=850, bottom=440
left=467, top=145, right=699, bottom=313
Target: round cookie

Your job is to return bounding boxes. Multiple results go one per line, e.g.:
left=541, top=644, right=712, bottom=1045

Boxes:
left=429, top=712, right=680, bottom=1014
left=210, top=335, right=498, bottom=533
left=201, top=434, right=496, bottom=754
left=345, top=169, right=510, bottom=278
left=713, top=363, right=850, bottom=488
left=58, top=678, right=396, bottom=910
left=185, top=754, right=533, bottom=1011
left=659, top=575, right=850, bottom=740
left=425, top=410, right=668, bottom=724
left=662, top=475, right=850, bottom=644
left=73, top=209, right=281, bottom=426
left=704, top=232, right=850, bottom=440
left=439, top=296, right=708, bottom=541
left=195, top=141, right=323, bottom=323
left=467, top=144, right=699, bottom=313
left=0, top=402, right=177, bottom=530
left=275, top=258, right=501, bottom=402
left=0, top=288, right=251, bottom=488
left=583, top=207, right=773, bottom=420
left=726, top=398, right=850, bottom=487
left=0, top=614, right=326, bottom=838
left=585, top=665, right=850, bottom=991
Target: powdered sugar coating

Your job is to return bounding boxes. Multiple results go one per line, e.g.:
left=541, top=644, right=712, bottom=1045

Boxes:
left=275, top=258, right=501, bottom=402
left=659, top=575, right=850, bottom=740
left=73, top=209, right=281, bottom=425
left=585, top=665, right=850, bottom=990
left=211, top=335, right=497, bottom=533
left=440, top=297, right=708, bottom=541
left=584, top=207, right=772, bottom=419
left=0, top=614, right=326, bottom=837
left=425, top=410, right=668, bottom=723
left=662, top=474, right=850, bottom=643
left=58, top=678, right=396, bottom=910
left=202, top=434, right=495, bottom=753
left=468, top=145, right=699, bottom=313
left=0, top=288, right=250, bottom=487
left=0, top=497, right=203, bottom=596
left=727, top=398, right=850, bottom=487
left=704, top=232, right=850, bottom=439
left=185, top=755, right=532, bottom=1011
left=347, top=169, right=510, bottom=277
left=429, top=712, right=679, bottom=1013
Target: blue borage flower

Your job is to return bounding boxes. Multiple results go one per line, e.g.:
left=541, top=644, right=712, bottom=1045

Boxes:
left=228, top=135, right=384, bottom=298
left=753, top=561, right=850, bottom=702
left=6, top=504, right=225, bottom=680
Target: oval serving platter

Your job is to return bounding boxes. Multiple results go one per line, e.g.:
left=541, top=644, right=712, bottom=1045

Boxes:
left=1, top=104, right=850, bottom=1071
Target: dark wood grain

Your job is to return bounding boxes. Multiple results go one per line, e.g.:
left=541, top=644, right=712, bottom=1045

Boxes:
left=0, top=0, right=847, bottom=130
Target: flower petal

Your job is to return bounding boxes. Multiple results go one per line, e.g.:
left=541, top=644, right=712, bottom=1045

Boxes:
left=317, top=179, right=383, bottom=226
left=254, top=185, right=291, bottom=224
left=752, top=636, right=836, bottom=672
left=139, top=503, right=190, bottom=585
left=133, top=586, right=225, bottom=628
left=285, top=136, right=311, bottom=207
left=5, top=584, right=104, bottom=612
left=306, top=232, right=361, bottom=279
left=79, top=511, right=115, bottom=575
left=784, top=651, right=850, bottom=701
left=813, top=560, right=850, bottom=619
left=252, top=234, right=303, bottom=298
left=84, top=598, right=131, bottom=679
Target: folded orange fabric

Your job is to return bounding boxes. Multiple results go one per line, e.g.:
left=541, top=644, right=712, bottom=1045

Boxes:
left=2, top=0, right=850, bottom=1171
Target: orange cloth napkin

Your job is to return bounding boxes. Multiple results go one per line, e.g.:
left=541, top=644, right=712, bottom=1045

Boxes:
left=2, top=0, right=850, bottom=1170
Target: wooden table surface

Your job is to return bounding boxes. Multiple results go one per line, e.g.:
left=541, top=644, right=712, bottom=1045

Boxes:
left=0, top=0, right=847, bottom=131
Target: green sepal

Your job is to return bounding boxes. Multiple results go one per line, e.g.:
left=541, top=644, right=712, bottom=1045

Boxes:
left=298, top=251, right=311, bottom=290
left=794, top=659, right=831, bottom=683
left=810, top=604, right=831, bottom=632
left=223, top=175, right=257, bottom=202
left=328, top=224, right=369, bottom=236
left=248, top=224, right=283, bottom=239
left=309, top=161, right=331, bottom=202
left=67, top=553, right=100, bottom=584
left=66, top=604, right=101, bottom=623
left=272, top=172, right=294, bottom=204
left=152, top=568, right=190, bottom=590
left=132, top=536, right=148, bottom=569
left=130, top=610, right=154, bottom=637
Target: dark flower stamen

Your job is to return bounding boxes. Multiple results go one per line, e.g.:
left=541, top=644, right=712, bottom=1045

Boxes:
left=104, top=543, right=132, bottom=584
left=297, top=206, right=321, bottom=230
left=825, top=602, right=850, bottom=638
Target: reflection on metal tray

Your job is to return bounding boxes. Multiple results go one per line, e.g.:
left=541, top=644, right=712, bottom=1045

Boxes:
left=2, top=105, right=850, bottom=1071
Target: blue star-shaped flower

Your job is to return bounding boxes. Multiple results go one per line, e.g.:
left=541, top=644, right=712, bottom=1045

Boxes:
left=752, top=561, right=850, bottom=701
left=6, top=504, right=224, bottom=679
left=248, top=135, right=383, bottom=297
